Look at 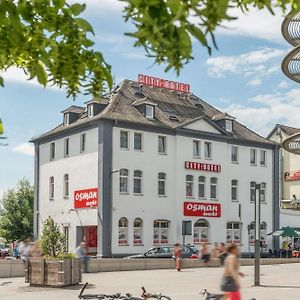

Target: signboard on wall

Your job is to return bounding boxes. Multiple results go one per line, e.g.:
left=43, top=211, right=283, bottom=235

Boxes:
left=284, top=170, right=300, bottom=181
left=184, top=202, right=221, bottom=217
left=74, top=188, right=98, bottom=209
left=185, top=161, right=221, bottom=172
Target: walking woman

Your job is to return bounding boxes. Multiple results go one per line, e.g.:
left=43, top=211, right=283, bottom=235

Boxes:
left=221, top=244, right=244, bottom=300
left=173, top=243, right=182, bottom=271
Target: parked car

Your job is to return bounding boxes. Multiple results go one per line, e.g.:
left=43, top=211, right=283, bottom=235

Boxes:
left=124, top=245, right=198, bottom=259
left=0, top=244, right=9, bottom=257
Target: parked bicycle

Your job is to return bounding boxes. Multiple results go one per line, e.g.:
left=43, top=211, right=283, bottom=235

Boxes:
left=201, top=289, right=224, bottom=300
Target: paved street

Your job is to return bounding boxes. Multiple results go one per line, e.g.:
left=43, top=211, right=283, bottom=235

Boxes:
left=1, top=263, right=300, bottom=300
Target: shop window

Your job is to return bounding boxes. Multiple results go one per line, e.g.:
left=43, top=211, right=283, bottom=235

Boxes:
left=120, top=131, right=129, bottom=149
left=249, top=221, right=267, bottom=246
left=153, top=220, right=169, bottom=244
left=210, top=177, right=217, bottom=199
left=158, top=136, right=167, bottom=154
left=50, top=142, right=55, bottom=160
left=249, top=222, right=255, bottom=246
left=231, top=179, right=238, bottom=201
left=198, top=176, right=206, bottom=198
left=193, top=140, right=200, bottom=158
left=80, top=133, right=86, bottom=152
left=134, top=132, right=143, bottom=151
left=133, top=218, right=143, bottom=245
left=63, top=174, right=69, bottom=198
left=250, top=149, right=257, bottom=165
left=49, top=176, right=54, bottom=200
left=226, top=222, right=240, bottom=244
left=64, top=138, right=69, bottom=157
left=133, top=170, right=142, bottom=194
left=186, top=175, right=194, bottom=197
left=118, top=217, right=128, bottom=245
left=260, top=150, right=267, bottom=166
left=119, top=169, right=129, bottom=193
left=260, top=182, right=266, bottom=203
left=250, top=181, right=256, bottom=202
left=158, top=172, right=166, bottom=196
left=231, top=145, right=238, bottom=163
left=204, top=141, right=212, bottom=159
left=193, top=219, right=209, bottom=243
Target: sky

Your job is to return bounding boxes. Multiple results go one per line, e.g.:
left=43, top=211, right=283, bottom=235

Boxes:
left=1, top=1, right=300, bottom=195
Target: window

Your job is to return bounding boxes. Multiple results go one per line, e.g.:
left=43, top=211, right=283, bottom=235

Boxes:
left=133, top=218, right=143, bottom=245
left=194, top=219, right=209, bottom=243
left=63, top=113, right=69, bottom=126
left=133, top=170, right=142, bottom=194
left=120, top=131, right=129, bottom=149
left=63, top=226, right=69, bottom=252
left=158, top=172, right=166, bottom=196
left=210, top=177, right=217, bottom=199
left=260, top=182, right=266, bottom=203
left=231, top=146, right=238, bottom=163
left=80, top=133, right=86, bottom=152
left=204, top=142, right=212, bottom=159
left=145, top=105, right=154, bottom=119
left=186, top=175, right=194, bottom=197
left=249, top=222, right=255, bottom=246
left=250, top=149, right=257, bottom=165
left=118, top=217, right=128, bottom=245
left=64, top=138, right=69, bottom=157
left=226, top=222, right=240, bottom=244
left=87, top=104, right=94, bottom=117
left=63, top=174, right=69, bottom=197
left=49, top=176, right=54, bottom=200
left=231, top=179, right=238, bottom=201
left=198, top=176, right=206, bottom=198
left=134, top=132, right=143, bottom=151
left=119, top=169, right=129, bottom=193
left=50, top=142, right=55, bottom=160
left=260, top=222, right=267, bottom=246
left=226, top=120, right=233, bottom=132
left=193, top=140, right=200, bottom=158
left=260, top=150, right=267, bottom=166
left=153, top=220, right=169, bottom=244
left=250, top=181, right=256, bottom=202
left=158, top=136, right=167, bottom=154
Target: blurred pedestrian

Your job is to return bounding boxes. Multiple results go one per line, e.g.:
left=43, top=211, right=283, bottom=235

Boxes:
left=13, top=240, right=20, bottom=259
left=172, top=243, right=182, bottom=271
left=30, top=240, right=42, bottom=257
left=218, top=242, right=227, bottom=266
left=211, top=242, right=219, bottom=259
left=221, top=244, right=244, bottom=300
left=76, top=242, right=90, bottom=273
left=19, top=239, right=31, bottom=261
left=201, top=243, right=211, bottom=266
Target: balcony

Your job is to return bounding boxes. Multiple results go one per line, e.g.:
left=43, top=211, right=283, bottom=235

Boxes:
left=280, top=199, right=300, bottom=211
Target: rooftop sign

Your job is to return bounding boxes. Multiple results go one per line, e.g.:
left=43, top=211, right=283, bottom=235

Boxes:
left=138, top=74, right=190, bottom=93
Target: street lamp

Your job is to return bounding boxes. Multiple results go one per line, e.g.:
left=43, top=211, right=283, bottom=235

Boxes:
left=254, top=183, right=261, bottom=286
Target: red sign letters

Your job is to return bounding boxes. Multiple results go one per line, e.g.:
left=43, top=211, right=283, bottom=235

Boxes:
left=74, top=188, right=98, bottom=209
left=184, top=202, right=221, bottom=218
left=285, top=170, right=300, bottom=181
left=185, top=161, right=221, bottom=172
left=138, top=74, right=190, bottom=93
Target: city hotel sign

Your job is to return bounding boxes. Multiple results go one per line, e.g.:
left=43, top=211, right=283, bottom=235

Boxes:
left=185, top=161, right=221, bottom=172
left=138, top=74, right=190, bottom=93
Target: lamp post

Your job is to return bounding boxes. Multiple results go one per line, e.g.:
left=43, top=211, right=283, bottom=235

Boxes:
left=254, top=183, right=261, bottom=286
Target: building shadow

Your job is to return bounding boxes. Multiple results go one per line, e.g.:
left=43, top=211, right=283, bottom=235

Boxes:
left=260, top=285, right=300, bottom=289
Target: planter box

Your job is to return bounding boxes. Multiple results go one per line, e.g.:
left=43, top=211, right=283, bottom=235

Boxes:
left=25, top=258, right=81, bottom=287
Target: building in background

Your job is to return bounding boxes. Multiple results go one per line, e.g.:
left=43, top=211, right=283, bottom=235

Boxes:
left=31, top=76, right=279, bottom=257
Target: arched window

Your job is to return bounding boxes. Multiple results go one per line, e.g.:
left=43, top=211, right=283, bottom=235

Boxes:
left=231, top=179, right=238, bottom=201
left=153, top=220, right=169, bottom=244
left=133, top=170, right=142, bottom=194
left=226, top=222, right=240, bottom=244
left=158, top=173, right=166, bottom=196
left=260, top=183, right=266, bottom=203
left=250, top=181, right=256, bottom=202
left=194, top=219, right=209, bottom=243
left=186, top=175, right=194, bottom=197
left=133, top=218, right=143, bottom=245
left=118, top=217, right=128, bottom=245
left=210, top=177, right=217, bottom=199
left=198, top=176, right=205, bottom=198
left=120, top=169, right=129, bottom=193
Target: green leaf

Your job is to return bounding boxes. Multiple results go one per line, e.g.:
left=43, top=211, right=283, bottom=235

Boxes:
left=0, top=76, right=4, bottom=87
left=0, top=118, right=3, bottom=135
left=34, top=63, right=48, bottom=86
left=70, top=3, right=86, bottom=16
left=75, top=18, right=94, bottom=34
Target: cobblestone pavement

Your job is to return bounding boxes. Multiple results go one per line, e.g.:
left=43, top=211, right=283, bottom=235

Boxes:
left=1, top=263, right=300, bottom=300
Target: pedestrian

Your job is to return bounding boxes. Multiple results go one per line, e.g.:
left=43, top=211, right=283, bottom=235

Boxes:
left=211, top=242, right=219, bottom=259
left=19, top=239, right=31, bottom=261
left=172, top=243, right=183, bottom=271
left=218, top=242, right=227, bottom=266
left=30, top=240, right=42, bottom=258
left=13, top=240, right=20, bottom=259
left=201, top=243, right=211, bottom=266
left=220, top=243, right=244, bottom=300
left=76, top=242, right=90, bottom=273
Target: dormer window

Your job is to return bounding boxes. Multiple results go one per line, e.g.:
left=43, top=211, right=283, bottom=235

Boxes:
left=225, top=119, right=233, bottom=132
left=87, top=104, right=94, bottom=118
left=63, top=113, right=69, bottom=126
left=145, top=105, right=154, bottom=119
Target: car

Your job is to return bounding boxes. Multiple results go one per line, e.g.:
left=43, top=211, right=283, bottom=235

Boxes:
left=124, top=245, right=198, bottom=259
left=0, top=244, right=9, bottom=257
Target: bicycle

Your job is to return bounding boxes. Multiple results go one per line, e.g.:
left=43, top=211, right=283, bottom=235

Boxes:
left=141, top=286, right=172, bottom=300
left=201, top=289, right=224, bottom=300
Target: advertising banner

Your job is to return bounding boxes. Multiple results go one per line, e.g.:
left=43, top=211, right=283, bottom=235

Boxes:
left=184, top=202, right=221, bottom=217
left=284, top=170, right=300, bottom=181
left=74, top=188, right=98, bottom=209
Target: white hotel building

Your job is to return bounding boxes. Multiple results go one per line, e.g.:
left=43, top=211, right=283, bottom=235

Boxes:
left=31, top=78, right=280, bottom=257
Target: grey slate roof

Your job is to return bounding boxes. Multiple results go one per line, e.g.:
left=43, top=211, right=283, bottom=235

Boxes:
left=31, top=79, right=274, bottom=145
left=267, top=124, right=300, bottom=139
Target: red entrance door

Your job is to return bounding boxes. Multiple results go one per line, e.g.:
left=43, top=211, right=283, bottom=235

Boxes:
left=82, top=226, right=97, bottom=254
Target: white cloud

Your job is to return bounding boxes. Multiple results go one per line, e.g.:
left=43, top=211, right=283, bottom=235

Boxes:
left=222, top=89, right=300, bottom=136
left=247, top=78, right=262, bottom=86
left=13, top=143, right=34, bottom=156
left=70, top=0, right=124, bottom=14
left=278, top=80, right=289, bottom=89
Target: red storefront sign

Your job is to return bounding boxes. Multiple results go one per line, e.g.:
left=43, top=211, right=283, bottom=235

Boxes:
left=285, top=170, right=300, bottom=181
left=185, top=161, right=221, bottom=172
left=74, top=188, right=98, bottom=209
left=184, top=202, right=221, bottom=218
left=138, top=74, right=190, bottom=93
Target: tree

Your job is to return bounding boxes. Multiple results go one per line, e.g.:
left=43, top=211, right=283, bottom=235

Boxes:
left=0, top=178, right=33, bottom=242
left=40, top=217, right=66, bottom=257
left=0, top=0, right=298, bottom=98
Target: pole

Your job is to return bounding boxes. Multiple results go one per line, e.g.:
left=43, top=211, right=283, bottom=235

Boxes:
left=254, top=183, right=261, bottom=286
